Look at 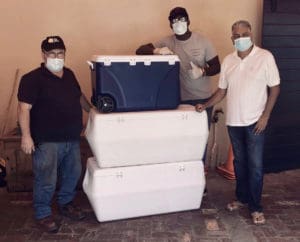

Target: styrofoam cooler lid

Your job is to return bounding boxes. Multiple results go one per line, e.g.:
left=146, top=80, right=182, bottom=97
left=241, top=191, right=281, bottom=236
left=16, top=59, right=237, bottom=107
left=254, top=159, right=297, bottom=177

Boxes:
left=90, top=55, right=180, bottom=66
left=85, top=157, right=204, bottom=179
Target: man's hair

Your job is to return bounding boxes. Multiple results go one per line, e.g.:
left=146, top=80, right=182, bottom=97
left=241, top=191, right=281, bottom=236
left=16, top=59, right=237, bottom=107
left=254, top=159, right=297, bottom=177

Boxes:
left=168, top=7, right=189, bottom=22
left=231, top=20, right=252, bottom=31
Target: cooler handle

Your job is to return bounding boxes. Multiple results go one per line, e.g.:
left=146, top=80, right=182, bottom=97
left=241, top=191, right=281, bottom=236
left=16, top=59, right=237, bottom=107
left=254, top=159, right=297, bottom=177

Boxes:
left=87, top=61, right=94, bottom=70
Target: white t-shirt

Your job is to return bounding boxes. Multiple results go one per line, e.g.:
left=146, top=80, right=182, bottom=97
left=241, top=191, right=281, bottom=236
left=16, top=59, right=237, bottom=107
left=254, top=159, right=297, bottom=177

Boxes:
left=219, top=45, right=280, bottom=126
left=155, top=32, right=217, bottom=100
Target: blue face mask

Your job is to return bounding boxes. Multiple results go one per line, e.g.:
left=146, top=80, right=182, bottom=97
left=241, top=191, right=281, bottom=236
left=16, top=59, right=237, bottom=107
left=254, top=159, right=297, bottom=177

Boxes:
left=234, top=37, right=253, bottom=52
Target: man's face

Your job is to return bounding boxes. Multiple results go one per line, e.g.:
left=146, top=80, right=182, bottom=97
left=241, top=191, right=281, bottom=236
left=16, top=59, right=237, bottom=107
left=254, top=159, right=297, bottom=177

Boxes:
left=231, top=25, right=252, bottom=44
left=169, top=15, right=190, bottom=29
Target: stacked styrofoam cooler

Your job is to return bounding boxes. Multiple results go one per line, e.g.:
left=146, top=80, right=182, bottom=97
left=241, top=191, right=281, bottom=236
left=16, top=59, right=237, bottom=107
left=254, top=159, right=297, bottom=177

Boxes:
left=83, top=105, right=208, bottom=222
left=83, top=55, right=209, bottom=222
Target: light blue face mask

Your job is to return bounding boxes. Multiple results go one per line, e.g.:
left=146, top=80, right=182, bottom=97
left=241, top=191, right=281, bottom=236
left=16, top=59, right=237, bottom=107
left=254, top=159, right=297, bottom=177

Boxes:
left=234, top=37, right=253, bottom=52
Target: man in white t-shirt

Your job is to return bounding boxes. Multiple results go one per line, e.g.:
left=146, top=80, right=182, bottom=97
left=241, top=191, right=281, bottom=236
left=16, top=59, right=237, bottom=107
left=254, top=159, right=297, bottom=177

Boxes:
left=195, top=20, right=280, bottom=225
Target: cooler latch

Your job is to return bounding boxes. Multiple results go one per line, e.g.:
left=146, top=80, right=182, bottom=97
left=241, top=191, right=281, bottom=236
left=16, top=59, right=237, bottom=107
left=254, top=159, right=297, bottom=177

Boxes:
left=104, top=59, right=112, bottom=66
left=168, top=58, right=176, bottom=65
left=129, top=59, right=136, bottom=66
left=179, top=165, right=186, bottom=172
left=181, top=114, right=188, bottom=120
left=116, top=171, right=123, bottom=178
left=144, top=59, right=151, bottom=66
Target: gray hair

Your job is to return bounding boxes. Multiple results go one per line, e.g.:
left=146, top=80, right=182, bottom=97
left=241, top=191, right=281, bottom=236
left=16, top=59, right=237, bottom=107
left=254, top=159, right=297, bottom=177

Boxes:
left=231, top=20, right=252, bottom=31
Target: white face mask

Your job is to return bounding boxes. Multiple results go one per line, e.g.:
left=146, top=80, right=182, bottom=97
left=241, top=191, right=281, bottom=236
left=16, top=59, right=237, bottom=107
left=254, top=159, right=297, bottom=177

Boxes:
left=234, top=37, right=253, bottom=52
left=45, top=58, right=64, bottom=73
left=172, top=22, right=188, bottom=35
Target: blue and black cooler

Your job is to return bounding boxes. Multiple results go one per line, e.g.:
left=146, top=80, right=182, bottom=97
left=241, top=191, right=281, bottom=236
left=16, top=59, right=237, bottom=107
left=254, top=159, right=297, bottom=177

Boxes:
left=88, top=55, right=180, bottom=113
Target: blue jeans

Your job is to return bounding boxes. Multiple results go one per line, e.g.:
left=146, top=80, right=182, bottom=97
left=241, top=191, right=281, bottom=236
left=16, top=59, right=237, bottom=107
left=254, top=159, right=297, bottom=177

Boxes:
left=32, top=141, right=82, bottom=219
left=181, top=98, right=213, bottom=162
left=227, top=123, right=265, bottom=213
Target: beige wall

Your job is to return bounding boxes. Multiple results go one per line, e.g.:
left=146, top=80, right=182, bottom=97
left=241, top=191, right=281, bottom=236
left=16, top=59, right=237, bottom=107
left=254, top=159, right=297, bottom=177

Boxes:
left=0, top=0, right=263, bottom=165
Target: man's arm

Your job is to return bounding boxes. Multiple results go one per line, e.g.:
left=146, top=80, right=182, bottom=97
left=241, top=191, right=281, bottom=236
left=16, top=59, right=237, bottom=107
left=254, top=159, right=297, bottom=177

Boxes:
left=136, top=43, right=156, bottom=55
left=254, top=85, right=280, bottom=134
left=136, top=43, right=173, bottom=55
left=195, top=88, right=227, bottom=112
left=80, top=93, right=92, bottom=113
left=204, top=56, right=221, bottom=76
left=18, top=101, right=35, bottom=154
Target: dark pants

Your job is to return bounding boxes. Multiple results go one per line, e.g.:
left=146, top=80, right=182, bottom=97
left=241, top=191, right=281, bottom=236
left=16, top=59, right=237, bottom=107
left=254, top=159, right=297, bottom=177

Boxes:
left=227, top=123, right=265, bottom=212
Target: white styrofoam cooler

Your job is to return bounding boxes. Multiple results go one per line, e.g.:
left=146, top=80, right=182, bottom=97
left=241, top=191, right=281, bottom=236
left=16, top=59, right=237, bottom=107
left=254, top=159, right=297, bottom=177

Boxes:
left=85, top=104, right=208, bottom=168
left=83, top=157, right=205, bottom=222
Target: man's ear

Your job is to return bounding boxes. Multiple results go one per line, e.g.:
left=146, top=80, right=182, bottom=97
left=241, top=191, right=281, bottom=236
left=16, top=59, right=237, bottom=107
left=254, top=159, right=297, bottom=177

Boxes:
left=250, top=32, right=254, bottom=42
left=41, top=51, right=46, bottom=62
left=231, top=36, right=235, bottom=45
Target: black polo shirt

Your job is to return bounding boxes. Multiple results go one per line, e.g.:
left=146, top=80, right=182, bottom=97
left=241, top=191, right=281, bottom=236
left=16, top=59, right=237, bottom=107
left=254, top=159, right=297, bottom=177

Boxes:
left=18, top=63, right=83, bottom=142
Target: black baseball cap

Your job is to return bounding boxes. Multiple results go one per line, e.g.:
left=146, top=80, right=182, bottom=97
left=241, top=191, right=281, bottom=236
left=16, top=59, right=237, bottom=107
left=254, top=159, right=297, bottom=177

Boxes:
left=41, top=36, right=66, bottom=52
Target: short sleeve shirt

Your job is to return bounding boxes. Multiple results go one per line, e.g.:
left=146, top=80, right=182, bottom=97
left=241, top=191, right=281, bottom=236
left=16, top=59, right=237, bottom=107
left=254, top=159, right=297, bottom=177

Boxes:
left=219, top=46, right=280, bottom=126
left=18, top=64, right=83, bottom=142
left=154, top=32, right=217, bottom=100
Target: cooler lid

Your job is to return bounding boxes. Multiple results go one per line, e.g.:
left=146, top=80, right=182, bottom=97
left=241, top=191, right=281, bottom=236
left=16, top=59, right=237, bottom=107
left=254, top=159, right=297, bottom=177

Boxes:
left=91, top=55, right=180, bottom=66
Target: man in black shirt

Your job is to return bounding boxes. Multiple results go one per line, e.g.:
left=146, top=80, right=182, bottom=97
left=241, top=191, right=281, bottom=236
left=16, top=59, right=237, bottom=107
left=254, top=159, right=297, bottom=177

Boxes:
left=17, top=36, right=91, bottom=233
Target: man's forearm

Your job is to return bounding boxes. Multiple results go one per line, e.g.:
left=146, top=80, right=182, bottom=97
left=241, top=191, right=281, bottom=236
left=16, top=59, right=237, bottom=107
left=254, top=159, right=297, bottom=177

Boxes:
left=204, top=88, right=227, bottom=109
left=262, top=85, right=280, bottom=118
left=17, top=103, right=31, bottom=138
left=18, top=102, right=35, bottom=154
left=80, top=94, right=92, bottom=113
left=204, top=56, right=221, bottom=76
left=136, top=43, right=155, bottom=55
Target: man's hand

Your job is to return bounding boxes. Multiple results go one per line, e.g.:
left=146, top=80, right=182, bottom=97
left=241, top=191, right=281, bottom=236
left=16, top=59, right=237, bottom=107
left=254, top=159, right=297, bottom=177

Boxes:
left=153, top=47, right=174, bottom=55
left=21, top=135, right=35, bottom=154
left=195, top=103, right=206, bottom=113
left=254, top=115, right=269, bottom=135
left=254, top=85, right=280, bottom=135
left=188, top=62, right=204, bottom=79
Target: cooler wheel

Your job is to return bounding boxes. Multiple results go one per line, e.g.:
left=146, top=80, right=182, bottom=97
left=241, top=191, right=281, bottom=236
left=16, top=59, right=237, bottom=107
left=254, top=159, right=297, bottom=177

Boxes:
left=97, top=95, right=115, bottom=113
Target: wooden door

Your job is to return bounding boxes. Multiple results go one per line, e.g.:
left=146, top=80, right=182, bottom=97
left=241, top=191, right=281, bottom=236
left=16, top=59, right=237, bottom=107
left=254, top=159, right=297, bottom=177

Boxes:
left=262, top=0, right=300, bottom=172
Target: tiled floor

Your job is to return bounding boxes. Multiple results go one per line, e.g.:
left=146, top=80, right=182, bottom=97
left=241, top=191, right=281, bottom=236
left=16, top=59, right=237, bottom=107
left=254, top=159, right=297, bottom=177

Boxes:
left=0, top=168, right=299, bottom=242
